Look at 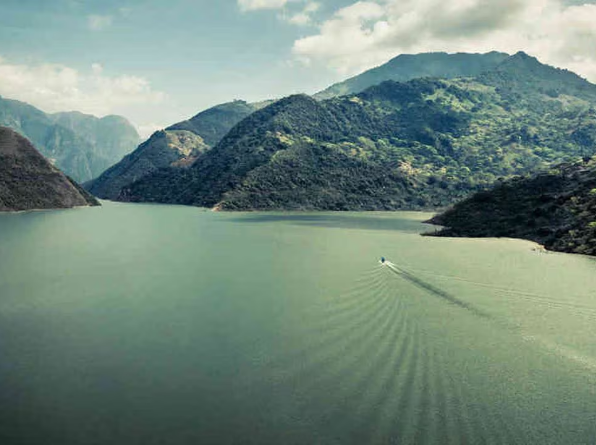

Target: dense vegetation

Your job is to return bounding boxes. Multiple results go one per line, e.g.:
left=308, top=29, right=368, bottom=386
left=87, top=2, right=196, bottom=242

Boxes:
left=117, top=52, right=596, bottom=211
left=0, top=96, right=139, bottom=182
left=0, top=126, right=99, bottom=211
left=314, top=51, right=509, bottom=100
left=88, top=52, right=516, bottom=200
left=428, top=158, right=596, bottom=256
left=87, top=100, right=261, bottom=199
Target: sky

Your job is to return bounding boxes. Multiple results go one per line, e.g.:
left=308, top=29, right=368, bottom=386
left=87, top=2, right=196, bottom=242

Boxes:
left=1, top=0, right=596, bottom=138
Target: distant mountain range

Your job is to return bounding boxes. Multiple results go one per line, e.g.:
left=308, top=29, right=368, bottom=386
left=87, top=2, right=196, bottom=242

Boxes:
left=97, top=51, right=596, bottom=211
left=0, top=96, right=139, bottom=182
left=0, top=126, right=99, bottom=211
left=429, top=158, right=596, bottom=256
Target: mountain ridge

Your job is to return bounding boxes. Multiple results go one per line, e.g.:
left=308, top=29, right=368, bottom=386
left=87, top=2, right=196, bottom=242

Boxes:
left=315, top=51, right=510, bottom=100
left=117, top=52, right=596, bottom=211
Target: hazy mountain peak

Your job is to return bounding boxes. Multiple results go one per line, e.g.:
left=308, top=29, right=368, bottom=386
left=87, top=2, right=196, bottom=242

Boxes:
left=0, top=96, right=140, bottom=182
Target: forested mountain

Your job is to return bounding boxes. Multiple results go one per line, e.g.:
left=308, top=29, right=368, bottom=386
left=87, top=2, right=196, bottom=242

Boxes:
left=0, top=96, right=139, bottom=182
left=0, top=126, right=99, bottom=211
left=315, top=51, right=509, bottom=100
left=86, top=53, right=521, bottom=200
left=428, top=158, right=596, bottom=256
left=86, top=100, right=260, bottom=199
left=114, top=52, right=596, bottom=211
left=86, top=53, right=519, bottom=200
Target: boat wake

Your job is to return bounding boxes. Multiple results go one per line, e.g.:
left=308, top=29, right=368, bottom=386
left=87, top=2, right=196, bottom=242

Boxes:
left=381, top=260, right=490, bottom=319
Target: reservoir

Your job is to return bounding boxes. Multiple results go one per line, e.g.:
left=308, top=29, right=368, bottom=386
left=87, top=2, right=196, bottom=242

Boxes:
left=0, top=202, right=595, bottom=444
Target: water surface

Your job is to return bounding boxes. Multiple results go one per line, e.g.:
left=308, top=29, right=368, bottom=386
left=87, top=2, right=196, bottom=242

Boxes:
left=0, top=202, right=595, bottom=444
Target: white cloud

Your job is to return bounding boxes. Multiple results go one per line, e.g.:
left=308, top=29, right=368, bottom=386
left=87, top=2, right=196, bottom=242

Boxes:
left=88, top=14, right=113, bottom=31
left=0, top=56, right=167, bottom=133
left=292, top=0, right=596, bottom=81
left=240, top=0, right=321, bottom=26
left=238, top=0, right=290, bottom=11
left=285, top=1, right=321, bottom=25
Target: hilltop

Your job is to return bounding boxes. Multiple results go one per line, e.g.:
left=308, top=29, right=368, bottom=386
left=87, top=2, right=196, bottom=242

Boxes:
left=315, top=51, right=509, bottom=100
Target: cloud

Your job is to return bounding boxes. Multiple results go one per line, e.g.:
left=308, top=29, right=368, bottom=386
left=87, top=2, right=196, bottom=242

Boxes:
left=292, top=0, right=596, bottom=81
left=284, top=1, right=321, bottom=25
left=240, top=0, right=321, bottom=26
left=0, top=56, right=167, bottom=131
left=88, top=14, right=113, bottom=31
left=238, top=0, right=290, bottom=11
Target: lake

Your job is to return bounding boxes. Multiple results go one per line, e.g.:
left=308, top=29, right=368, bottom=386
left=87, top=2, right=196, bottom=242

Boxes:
left=0, top=201, right=595, bottom=444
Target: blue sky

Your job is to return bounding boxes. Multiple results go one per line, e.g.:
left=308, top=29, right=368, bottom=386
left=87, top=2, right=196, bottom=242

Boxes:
left=1, top=0, right=595, bottom=137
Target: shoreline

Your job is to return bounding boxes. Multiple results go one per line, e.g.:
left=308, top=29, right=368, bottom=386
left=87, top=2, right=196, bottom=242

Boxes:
left=0, top=203, right=100, bottom=215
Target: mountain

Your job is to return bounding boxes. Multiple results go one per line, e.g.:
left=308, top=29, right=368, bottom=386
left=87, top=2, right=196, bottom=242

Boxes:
left=315, top=51, right=509, bottom=100
left=0, top=96, right=140, bottom=182
left=86, top=129, right=209, bottom=199
left=115, top=52, right=596, bottom=211
left=0, top=126, right=99, bottom=211
left=50, top=112, right=140, bottom=166
left=85, top=53, right=514, bottom=200
left=86, top=100, right=260, bottom=199
left=167, top=100, right=260, bottom=146
left=428, top=158, right=596, bottom=256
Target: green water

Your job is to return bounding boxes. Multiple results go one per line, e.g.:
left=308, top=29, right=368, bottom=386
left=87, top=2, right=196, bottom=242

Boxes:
left=0, top=202, right=595, bottom=444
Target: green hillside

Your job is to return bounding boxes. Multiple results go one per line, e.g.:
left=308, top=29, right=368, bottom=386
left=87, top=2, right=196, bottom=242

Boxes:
left=86, top=100, right=259, bottom=199
left=86, top=52, right=520, bottom=200
left=428, top=158, right=596, bottom=256
left=116, top=52, right=596, bottom=211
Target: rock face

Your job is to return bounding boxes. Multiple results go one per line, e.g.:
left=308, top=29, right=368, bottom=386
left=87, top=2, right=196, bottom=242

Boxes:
left=115, top=53, right=596, bottom=211
left=314, top=51, right=509, bottom=100
left=0, top=126, right=99, bottom=211
left=86, top=100, right=258, bottom=199
left=428, top=158, right=596, bottom=256
left=0, top=96, right=139, bottom=182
